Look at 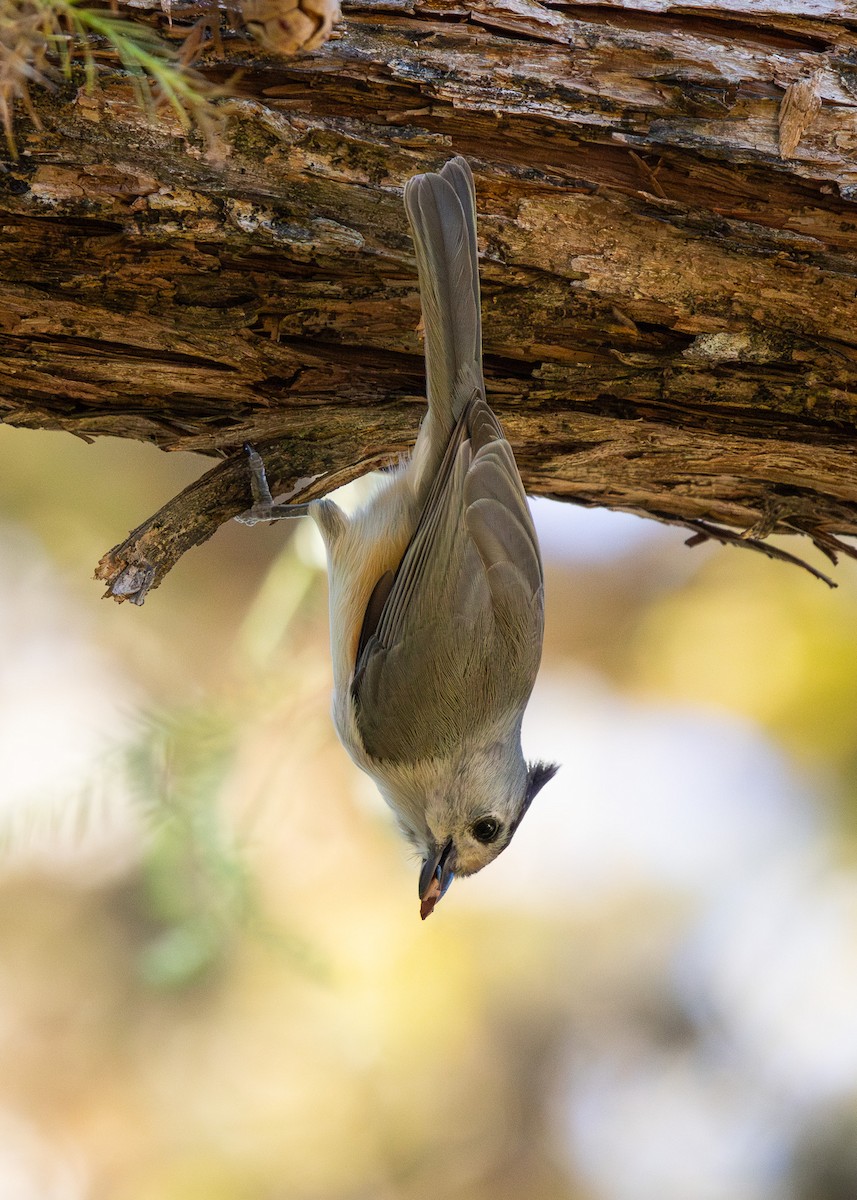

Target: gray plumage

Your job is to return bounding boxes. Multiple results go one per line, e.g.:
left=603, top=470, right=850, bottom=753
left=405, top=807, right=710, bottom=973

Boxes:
left=238, top=157, right=557, bottom=917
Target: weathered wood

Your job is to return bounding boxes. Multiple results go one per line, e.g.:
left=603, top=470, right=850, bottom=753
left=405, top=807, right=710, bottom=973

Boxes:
left=2, top=0, right=857, bottom=598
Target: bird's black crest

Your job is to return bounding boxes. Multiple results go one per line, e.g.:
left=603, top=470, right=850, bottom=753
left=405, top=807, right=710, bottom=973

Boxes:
left=526, top=760, right=559, bottom=803
left=509, top=760, right=559, bottom=836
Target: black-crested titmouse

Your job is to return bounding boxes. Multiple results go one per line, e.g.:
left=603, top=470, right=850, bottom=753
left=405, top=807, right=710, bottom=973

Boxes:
left=239, top=157, right=557, bottom=917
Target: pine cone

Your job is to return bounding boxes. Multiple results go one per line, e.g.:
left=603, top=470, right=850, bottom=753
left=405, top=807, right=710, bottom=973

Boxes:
left=241, top=0, right=339, bottom=56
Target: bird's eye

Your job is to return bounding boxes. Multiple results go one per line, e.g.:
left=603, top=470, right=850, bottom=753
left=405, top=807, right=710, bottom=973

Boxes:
left=472, top=817, right=501, bottom=844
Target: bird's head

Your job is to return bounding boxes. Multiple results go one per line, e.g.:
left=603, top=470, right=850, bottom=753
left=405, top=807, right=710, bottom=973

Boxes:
left=414, top=757, right=558, bottom=919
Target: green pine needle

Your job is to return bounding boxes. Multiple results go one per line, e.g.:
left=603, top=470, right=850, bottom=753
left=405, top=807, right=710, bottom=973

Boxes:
left=1, top=0, right=227, bottom=156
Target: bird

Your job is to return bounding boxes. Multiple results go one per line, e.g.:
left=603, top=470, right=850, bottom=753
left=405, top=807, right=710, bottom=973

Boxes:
left=238, top=156, right=557, bottom=918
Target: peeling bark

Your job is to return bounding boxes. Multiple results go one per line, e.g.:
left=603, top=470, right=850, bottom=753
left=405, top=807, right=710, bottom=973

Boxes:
left=2, top=0, right=857, bottom=598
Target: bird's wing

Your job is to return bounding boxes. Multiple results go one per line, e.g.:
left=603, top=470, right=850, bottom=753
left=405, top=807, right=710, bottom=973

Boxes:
left=352, top=393, right=544, bottom=763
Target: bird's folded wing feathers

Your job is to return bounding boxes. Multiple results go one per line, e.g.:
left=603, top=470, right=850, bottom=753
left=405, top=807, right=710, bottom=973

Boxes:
left=352, top=395, right=543, bottom=763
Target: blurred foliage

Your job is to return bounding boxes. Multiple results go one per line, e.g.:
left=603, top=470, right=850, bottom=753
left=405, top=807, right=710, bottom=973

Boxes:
left=128, top=704, right=249, bottom=988
left=122, top=518, right=330, bottom=989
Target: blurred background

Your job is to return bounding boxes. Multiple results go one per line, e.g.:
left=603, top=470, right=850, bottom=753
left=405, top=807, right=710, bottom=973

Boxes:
left=1, top=424, right=857, bottom=1200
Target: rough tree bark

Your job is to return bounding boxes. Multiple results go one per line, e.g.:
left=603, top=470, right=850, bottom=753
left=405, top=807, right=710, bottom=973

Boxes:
left=1, top=0, right=857, bottom=599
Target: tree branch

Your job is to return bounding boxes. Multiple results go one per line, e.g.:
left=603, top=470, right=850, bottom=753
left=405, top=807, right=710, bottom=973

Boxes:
left=2, top=0, right=857, bottom=597
left=94, top=436, right=399, bottom=603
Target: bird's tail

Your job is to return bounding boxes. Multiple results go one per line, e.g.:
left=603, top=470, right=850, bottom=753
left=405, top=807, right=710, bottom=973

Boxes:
left=404, top=157, right=484, bottom=438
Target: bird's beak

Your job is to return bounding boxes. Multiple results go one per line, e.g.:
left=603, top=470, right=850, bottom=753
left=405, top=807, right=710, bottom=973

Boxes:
left=419, top=839, right=456, bottom=920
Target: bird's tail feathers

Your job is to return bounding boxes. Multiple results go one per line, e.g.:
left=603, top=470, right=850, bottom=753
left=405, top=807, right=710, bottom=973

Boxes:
left=404, top=157, right=484, bottom=435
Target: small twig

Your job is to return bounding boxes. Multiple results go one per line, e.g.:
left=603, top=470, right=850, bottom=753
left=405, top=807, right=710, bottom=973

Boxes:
left=628, top=150, right=668, bottom=199
left=785, top=520, right=857, bottom=568
left=94, top=440, right=393, bottom=604
left=95, top=444, right=266, bottom=605
left=739, top=494, right=857, bottom=570
left=682, top=517, right=837, bottom=588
